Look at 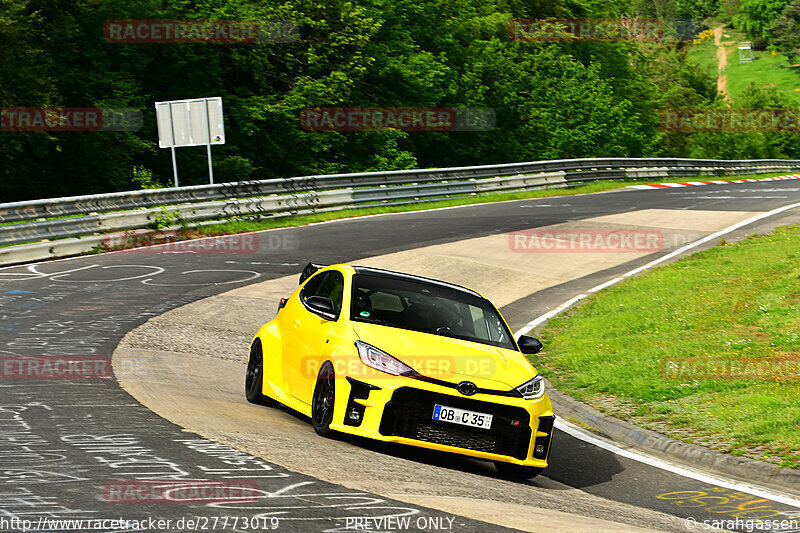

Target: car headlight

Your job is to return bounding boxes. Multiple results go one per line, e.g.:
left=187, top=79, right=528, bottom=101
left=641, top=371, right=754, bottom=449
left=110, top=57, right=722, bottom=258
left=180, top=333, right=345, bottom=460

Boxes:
left=355, top=341, right=414, bottom=376
left=516, top=375, right=545, bottom=399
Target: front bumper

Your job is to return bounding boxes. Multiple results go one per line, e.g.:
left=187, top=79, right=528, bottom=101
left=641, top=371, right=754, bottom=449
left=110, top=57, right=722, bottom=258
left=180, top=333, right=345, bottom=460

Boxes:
left=331, top=376, right=555, bottom=467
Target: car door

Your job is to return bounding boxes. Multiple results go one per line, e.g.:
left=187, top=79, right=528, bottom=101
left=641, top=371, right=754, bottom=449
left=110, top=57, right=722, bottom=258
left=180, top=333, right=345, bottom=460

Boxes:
left=284, top=270, right=345, bottom=405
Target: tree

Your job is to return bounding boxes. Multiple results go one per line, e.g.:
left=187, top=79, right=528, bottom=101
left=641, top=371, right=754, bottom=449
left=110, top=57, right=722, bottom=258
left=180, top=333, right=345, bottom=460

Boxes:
left=767, top=0, right=800, bottom=63
left=0, top=0, right=789, bottom=202
left=732, top=0, right=791, bottom=38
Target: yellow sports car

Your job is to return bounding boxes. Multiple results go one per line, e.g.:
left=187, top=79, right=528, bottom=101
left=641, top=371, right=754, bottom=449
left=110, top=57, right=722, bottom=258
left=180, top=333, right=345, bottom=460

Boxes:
left=245, top=263, right=555, bottom=479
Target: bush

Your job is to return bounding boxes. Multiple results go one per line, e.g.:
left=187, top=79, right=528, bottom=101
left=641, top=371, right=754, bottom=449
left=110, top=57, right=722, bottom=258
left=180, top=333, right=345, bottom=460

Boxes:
left=752, top=36, right=769, bottom=50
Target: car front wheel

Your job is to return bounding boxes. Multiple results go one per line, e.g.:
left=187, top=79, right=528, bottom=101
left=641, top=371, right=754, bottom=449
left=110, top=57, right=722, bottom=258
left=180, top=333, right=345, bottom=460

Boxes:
left=245, top=339, right=278, bottom=406
left=311, top=361, right=337, bottom=437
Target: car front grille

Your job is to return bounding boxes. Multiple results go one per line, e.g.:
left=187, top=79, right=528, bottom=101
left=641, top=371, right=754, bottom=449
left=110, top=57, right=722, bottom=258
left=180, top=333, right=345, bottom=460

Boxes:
left=379, top=387, right=532, bottom=459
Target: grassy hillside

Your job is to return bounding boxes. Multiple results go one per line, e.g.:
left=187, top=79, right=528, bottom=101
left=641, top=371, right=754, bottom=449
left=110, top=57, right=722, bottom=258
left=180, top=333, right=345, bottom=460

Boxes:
left=688, top=23, right=800, bottom=105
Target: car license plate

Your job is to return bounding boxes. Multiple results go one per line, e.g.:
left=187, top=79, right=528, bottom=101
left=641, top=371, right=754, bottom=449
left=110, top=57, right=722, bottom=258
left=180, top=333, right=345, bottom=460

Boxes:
left=432, top=404, right=493, bottom=429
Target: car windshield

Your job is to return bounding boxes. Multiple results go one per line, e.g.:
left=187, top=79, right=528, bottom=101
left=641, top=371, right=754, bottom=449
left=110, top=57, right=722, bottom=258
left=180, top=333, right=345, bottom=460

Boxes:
left=350, top=273, right=516, bottom=350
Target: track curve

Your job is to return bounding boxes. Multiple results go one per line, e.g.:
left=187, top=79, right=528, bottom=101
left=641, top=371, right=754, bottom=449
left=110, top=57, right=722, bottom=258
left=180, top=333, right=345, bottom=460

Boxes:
left=2, top=181, right=800, bottom=532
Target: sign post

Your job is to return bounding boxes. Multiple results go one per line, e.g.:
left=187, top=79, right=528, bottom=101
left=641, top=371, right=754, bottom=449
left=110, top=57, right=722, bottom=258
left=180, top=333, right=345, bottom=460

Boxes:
left=168, top=101, right=178, bottom=187
left=155, top=97, right=225, bottom=187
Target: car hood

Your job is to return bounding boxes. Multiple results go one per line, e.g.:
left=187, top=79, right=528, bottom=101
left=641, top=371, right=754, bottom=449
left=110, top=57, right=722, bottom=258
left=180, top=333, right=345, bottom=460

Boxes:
left=352, top=322, right=536, bottom=390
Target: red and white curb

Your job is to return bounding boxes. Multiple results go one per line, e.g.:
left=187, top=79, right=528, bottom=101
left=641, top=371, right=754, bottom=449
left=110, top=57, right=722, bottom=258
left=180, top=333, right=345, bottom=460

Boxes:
left=629, top=174, right=800, bottom=189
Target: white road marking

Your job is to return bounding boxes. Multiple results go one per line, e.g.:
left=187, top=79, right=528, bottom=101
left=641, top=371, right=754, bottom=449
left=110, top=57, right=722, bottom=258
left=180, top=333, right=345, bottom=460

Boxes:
left=556, top=418, right=800, bottom=509
left=224, top=260, right=300, bottom=266
left=6, top=176, right=800, bottom=510
left=515, top=293, right=588, bottom=331
left=672, top=196, right=789, bottom=199
left=141, top=269, right=261, bottom=286
left=49, top=264, right=165, bottom=282
left=587, top=277, right=624, bottom=293
left=517, top=199, right=800, bottom=339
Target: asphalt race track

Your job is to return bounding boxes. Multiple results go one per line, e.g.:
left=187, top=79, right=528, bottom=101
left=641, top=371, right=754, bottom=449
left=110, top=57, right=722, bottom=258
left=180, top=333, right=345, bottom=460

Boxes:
left=2, top=181, right=800, bottom=533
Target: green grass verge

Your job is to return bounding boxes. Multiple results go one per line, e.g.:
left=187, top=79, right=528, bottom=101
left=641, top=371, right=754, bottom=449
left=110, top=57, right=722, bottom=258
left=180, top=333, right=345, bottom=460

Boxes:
left=535, top=225, right=800, bottom=469
left=686, top=22, right=800, bottom=105
left=686, top=32, right=718, bottom=78
left=724, top=45, right=800, bottom=106
left=195, top=173, right=791, bottom=237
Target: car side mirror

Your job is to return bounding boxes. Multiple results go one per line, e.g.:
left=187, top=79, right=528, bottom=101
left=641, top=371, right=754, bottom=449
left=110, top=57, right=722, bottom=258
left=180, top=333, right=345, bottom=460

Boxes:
left=517, top=335, right=543, bottom=355
left=305, top=296, right=336, bottom=320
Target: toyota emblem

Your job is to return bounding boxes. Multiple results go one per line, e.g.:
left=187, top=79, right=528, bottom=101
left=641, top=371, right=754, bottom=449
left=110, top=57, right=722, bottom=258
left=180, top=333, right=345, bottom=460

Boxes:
left=457, top=381, right=478, bottom=396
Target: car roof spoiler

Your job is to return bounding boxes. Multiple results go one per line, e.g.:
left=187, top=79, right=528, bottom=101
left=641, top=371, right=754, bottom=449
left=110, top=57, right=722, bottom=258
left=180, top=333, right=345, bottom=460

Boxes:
left=299, top=263, right=327, bottom=285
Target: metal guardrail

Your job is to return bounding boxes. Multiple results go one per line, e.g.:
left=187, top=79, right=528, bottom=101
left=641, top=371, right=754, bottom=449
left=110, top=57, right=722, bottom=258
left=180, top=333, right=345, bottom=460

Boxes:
left=2, top=158, right=799, bottom=249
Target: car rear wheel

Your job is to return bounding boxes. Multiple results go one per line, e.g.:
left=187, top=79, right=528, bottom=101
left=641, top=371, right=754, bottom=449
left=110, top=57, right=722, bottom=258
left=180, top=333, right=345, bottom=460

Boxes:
left=311, top=361, right=337, bottom=437
left=494, top=461, right=543, bottom=481
left=245, top=339, right=277, bottom=406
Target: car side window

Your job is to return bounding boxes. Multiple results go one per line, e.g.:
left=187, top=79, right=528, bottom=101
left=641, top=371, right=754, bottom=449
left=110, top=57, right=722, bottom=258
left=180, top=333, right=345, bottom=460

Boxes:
left=369, top=291, right=404, bottom=312
left=301, top=272, right=327, bottom=301
left=302, top=271, right=345, bottom=315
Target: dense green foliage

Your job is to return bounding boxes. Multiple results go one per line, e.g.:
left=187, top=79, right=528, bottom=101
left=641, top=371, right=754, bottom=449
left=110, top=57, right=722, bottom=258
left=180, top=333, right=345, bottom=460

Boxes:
left=728, top=0, right=800, bottom=63
left=732, top=0, right=790, bottom=37
left=0, top=0, right=798, bottom=201
left=767, top=0, right=800, bottom=62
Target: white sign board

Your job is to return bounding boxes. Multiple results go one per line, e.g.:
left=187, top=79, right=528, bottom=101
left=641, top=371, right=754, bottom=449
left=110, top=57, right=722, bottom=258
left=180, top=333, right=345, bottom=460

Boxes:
left=155, top=97, right=225, bottom=148
left=154, top=97, right=225, bottom=186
